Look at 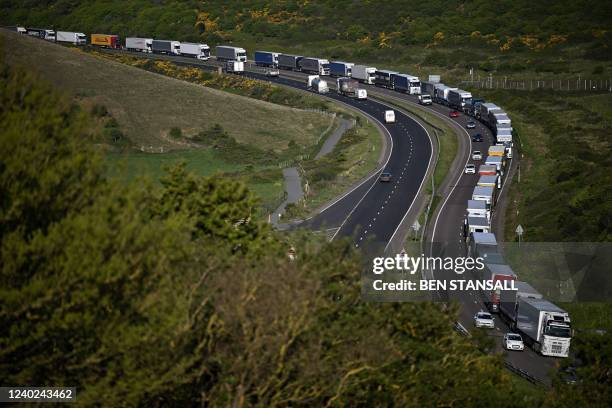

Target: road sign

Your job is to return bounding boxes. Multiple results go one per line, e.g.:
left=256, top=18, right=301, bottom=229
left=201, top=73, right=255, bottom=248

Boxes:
left=516, top=224, right=524, bottom=235
left=516, top=224, right=524, bottom=247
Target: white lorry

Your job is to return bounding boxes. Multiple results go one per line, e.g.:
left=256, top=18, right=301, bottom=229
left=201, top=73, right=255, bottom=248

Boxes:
left=336, top=77, right=367, bottom=99
left=126, top=37, right=153, bottom=53
left=510, top=297, right=572, bottom=357
left=179, top=43, right=211, bottom=60
left=216, top=45, right=247, bottom=62
left=352, top=65, right=377, bottom=84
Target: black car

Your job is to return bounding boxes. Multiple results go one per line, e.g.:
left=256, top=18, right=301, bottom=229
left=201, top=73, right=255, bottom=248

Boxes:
left=472, top=133, right=483, bottom=142
left=379, top=172, right=392, bottom=182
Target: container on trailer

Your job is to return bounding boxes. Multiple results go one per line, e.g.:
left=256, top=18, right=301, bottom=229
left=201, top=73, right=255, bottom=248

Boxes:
left=278, top=54, right=303, bottom=70
left=374, top=70, right=397, bottom=88
left=488, top=145, right=506, bottom=157
left=26, top=28, right=55, bottom=41
left=55, top=31, right=87, bottom=45
left=299, top=57, right=330, bottom=75
left=216, top=45, right=247, bottom=62
left=514, top=298, right=572, bottom=357
left=467, top=199, right=489, bottom=219
left=126, top=37, right=153, bottom=53
left=481, top=263, right=517, bottom=312
left=352, top=65, right=377, bottom=84
left=152, top=40, right=180, bottom=55
left=421, top=81, right=437, bottom=96
left=467, top=231, right=497, bottom=258
left=472, top=185, right=495, bottom=207
left=478, top=164, right=497, bottom=176
left=466, top=216, right=491, bottom=234
left=254, top=51, right=279, bottom=67
left=180, top=42, right=210, bottom=60
left=391, top=73, right=412, bottom=93
left=499, top=281, right=543, bottom=322
left=91, top=34, right=121, bottom=49
left=485, top=156, right=504, bottom=173
left=477, top=175, right=498, bottom=188
left=329, top=61, right=354, bottom=77
left=496, top=128, right=513, bottom=144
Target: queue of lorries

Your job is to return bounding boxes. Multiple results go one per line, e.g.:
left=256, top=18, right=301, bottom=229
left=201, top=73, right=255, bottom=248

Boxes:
left=13, top=25, right=571, bottom=358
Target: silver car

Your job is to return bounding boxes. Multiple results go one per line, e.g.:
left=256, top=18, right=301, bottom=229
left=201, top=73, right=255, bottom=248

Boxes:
left=474, top=311, right=495, bottom=328
left=503, top=333, right=524, bottom=351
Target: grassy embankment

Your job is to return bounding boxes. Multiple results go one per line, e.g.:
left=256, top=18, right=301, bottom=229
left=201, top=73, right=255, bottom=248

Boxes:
left=2, top=31, right=381, bottom=214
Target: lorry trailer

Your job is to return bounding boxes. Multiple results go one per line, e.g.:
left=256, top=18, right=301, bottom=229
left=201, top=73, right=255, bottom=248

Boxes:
left=224, top=61, right=244, bottom=74
left=374, top=70, right=397, bottom=88
left=126, top=37, right=152, bottom=53
left=447, top=89, right=473, bottom=111
left=26, top=28, right=55, bottom=41
left=481, top=263, right=517, bottom=313
left=56, top=31, right=87, bottom=45
left=152, top=40, right=180, bottom=55
left=391, top=74, right=421, bottom=94
left=278, top=54, right=303, bottom=71
left=467, top=232, right=497, bottom=259
left=216, top=45, right=247, bottom=62
left=495, top=128, right=513, bottom=144
left=512, top=298, right=571, bottom=357
left=476, top=102, right=500, bottom=120
left=329, top=61, right=354, bottom=77
left=299, top=57, right=330, bottom=75
left=466, top=199, right=489, bottom=219
left=499, top=281, right=542, bottom=322
left=478, top=164, right=497, bottom=176
left=254, top=51, right=279, bottom=67
left=352, top=65, right=377, bottom=84
left=472, top=185, right=495, bottom=208
left=488, top=145, right=506, bottom=157
left=91, top=34, right=120, bottom=48
left=180, top=43, right=210, bottom=60
left=466, top=216, right=491, bottom=234
left=477, top=175, right=498, bottom=188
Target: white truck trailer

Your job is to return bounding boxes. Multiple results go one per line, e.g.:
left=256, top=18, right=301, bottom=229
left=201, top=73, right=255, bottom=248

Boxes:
left=180, top=42, right=210, bottom=60
left=56, top=31, right=87, bottom=45
left=216, top=46, right=247, bottom=62
left=512, top=298, right=572, bottom=357
left=352, top=65, right=377, bottom=84
left=499, top=281, right=543, bottom=322
left=126, top=37, right=153, bottom=53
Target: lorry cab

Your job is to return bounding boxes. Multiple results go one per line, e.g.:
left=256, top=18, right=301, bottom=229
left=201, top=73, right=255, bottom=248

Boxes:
left=384, top=110, right=396, bottom=123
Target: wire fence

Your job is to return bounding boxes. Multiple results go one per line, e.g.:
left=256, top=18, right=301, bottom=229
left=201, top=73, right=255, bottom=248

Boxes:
left=460, top=78, right=612, bottom=92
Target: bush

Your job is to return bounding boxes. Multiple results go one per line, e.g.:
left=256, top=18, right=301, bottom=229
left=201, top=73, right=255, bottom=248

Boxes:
left=169, top=127, right=182, bottom=139
left=91, top=104, right=108, bottom=117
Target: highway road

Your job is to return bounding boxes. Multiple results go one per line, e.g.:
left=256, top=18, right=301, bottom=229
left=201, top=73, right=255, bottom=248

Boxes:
left=95, top=49, right=433, bottom=254
left=79, top=47, right=558, bottom=382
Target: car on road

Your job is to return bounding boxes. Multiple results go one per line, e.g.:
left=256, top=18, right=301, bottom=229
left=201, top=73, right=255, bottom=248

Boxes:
left=474, top=311, right=495, bottom=328
left=465, top=164, right=476, bottom=174
left=384, top=110, right=396, bottom=123
left=266, top=69, right=280, bottom=77
left=449, top=110, right=460, bottom=118
left=472, top=133, right=483, bottom=142
left=503, top=333, right=525, bottom=351
left=466, top=121, right=476, bottom=129
left=472, top=151, right=482, bottom=160
left=379, top=172, right=392, bottom=182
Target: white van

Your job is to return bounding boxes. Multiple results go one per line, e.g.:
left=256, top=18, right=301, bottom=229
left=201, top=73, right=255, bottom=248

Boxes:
left=384, top=110, right=396, bottom=123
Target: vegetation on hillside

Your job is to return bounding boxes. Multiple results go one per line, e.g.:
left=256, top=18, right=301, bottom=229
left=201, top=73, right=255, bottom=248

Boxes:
left=477, top=89, right=611, bottom=242
left=1, top=29, right=610, bottom=407
left=1, top=0, right=610, bottom=79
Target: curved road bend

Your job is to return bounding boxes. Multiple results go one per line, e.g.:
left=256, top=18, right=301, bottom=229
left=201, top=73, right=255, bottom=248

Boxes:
left=92, top=48, right=553, bottom=380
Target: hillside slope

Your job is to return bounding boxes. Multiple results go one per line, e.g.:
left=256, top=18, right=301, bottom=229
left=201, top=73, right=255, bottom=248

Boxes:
left=0, top=30, right=329, bottom=152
